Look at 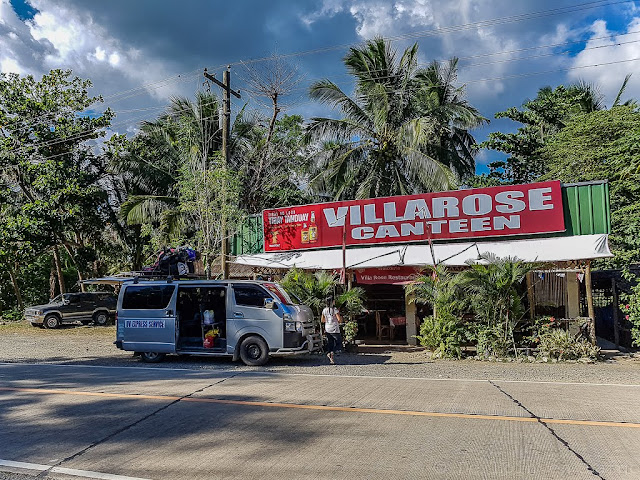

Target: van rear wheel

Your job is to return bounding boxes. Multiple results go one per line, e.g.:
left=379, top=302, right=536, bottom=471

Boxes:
left=140, top=352, right=166, bottom=363
left=239, top=336, right=269, bottom=366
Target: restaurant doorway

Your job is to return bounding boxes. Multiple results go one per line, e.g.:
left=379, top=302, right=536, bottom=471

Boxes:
left=355, top=284, right=407, bottom=343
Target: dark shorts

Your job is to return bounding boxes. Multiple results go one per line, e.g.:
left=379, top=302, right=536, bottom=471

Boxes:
left=326, top=332, right=342, bottom=353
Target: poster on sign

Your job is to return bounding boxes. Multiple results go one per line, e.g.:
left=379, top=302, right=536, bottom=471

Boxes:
left=263, top=180, right=565, bottom=252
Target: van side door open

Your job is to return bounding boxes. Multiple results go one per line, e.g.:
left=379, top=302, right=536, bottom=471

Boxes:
left=175, top=285, right=227, bottom=352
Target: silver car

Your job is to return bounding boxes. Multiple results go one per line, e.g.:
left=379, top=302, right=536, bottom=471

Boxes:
left=115, top=279, right=322, bottom=365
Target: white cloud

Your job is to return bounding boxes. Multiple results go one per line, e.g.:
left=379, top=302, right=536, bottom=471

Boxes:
left=568, top=18, right=640, bottom=105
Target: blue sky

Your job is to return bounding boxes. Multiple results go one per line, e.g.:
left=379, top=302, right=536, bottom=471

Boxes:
left=2, top=0, right=640, bottom=174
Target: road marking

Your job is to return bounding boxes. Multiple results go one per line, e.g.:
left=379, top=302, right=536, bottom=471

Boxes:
left=2, top=385, right=639, bottom=429
left=0, top=458, right=150, bottom=480
left=3, top=361, right=640, bottom=388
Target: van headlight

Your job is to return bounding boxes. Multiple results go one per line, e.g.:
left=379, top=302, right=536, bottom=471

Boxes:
left=296, top=321, right=303, bottom=332
left=284, top=313, right=296, bottom=332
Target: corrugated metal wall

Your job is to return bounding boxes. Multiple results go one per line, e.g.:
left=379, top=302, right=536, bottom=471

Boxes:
left=230, top=215, right=263, bottom=255
left=561, top=181, right=610, bottom=235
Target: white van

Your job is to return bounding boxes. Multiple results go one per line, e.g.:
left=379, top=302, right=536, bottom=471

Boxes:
left=115, top=279, right=322, bottom=365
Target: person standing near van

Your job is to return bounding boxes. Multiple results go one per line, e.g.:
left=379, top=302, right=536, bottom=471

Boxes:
left=322, top=296, right=342, bottom=365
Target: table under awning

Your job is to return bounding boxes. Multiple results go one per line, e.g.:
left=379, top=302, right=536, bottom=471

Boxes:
left=233, top=234, right=612, bottom=270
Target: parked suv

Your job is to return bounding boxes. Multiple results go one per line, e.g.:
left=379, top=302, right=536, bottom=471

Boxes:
left=26, top=292, right=117, bottom=328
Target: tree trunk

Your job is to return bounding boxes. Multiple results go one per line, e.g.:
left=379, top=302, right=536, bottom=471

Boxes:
left=61, top=242, right=85, bottom=292
left=50, top=257, right=57, bottom=299
left=7, top=265, right=24, bottom=311
left=52, top=247, right=66, bottom=294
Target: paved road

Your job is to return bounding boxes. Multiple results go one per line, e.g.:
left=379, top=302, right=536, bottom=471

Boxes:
left=1, top=362, right=640, bottom=480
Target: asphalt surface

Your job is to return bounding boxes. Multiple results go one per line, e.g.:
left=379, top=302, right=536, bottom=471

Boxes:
left=1, top=326, right=640, bottom=479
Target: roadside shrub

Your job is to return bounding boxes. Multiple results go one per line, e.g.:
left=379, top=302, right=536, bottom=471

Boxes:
left=474, top=325, right=510, bottom=358
left=536, top=329, right=600, bottom=361
left=415, top=314, right=466, bottom=358
left=0, top=309, right=23, bottom=322
left=621, top=282, right=640, bottom=347
left=342, top=320, right=358, bottom=344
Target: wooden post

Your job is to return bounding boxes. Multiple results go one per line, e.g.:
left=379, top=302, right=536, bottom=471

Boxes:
left=204, top=67, right=240, bottom=280
left=584, top=261, right=596, bottom=345
left=612, top=277, right=620, bottom=348
left=526, top=272, right=535, bottom=320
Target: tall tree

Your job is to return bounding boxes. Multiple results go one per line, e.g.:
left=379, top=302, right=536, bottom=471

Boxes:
left=540, top=106, right=640, bottom=267
left=482, top=78, right=635, bottom=184
left=0, top=69, right=113, bottom=295
left=307, top=37, right=485, bottom=200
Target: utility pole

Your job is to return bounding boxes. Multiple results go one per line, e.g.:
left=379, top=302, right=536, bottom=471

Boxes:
left=204, top=66, right=241, bottom=279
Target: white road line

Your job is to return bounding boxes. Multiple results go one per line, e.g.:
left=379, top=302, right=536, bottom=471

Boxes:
left=1, top=361, right=640, bottom=388
left=0, top=459, right=151, bottom=480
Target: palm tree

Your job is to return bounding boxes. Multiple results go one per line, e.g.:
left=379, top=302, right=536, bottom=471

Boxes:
left=460, top=253, right=535, bottom=356
left=307, top=37, right=486, bottom=199
left=117, top=91, right=223, bottom=232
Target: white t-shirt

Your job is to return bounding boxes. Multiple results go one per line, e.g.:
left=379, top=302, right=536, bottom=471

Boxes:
left=322, top=307, right=340, bottom=334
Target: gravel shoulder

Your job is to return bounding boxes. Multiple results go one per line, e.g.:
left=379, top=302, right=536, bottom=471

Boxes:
left=1, top=320, right=639, bottom=385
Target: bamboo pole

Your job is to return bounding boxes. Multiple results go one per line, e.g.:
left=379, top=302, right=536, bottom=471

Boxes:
left=584, top=261, right=596, bottom=345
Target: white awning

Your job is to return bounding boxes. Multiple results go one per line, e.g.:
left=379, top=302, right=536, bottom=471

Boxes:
left=234, top=234, right=612, bottom=270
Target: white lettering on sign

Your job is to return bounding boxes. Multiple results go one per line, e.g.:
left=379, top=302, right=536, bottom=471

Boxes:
left=352, top=226, right=374, bottom=240
left=432, top=197, right=459, bottom=218
left=495, top=191, right=526, bottom=213
left=471, top=217, right=491, bottom=232
left=323, top=207, right=348, bottom=227
left=462, top=194, right=492, bottom=216
left=403, top=199, right=431, bottom=220
left=529, top=187, right=554, bottom=210
left=494, top=215, right=521, bottom=230
left=125, top=320, right=166, bottom=328
left=265, top=181, right=564, bottom=252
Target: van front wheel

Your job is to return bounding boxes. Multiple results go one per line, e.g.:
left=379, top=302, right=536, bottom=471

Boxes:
left=239, top=336, right=269, bottom=366
left=140, top=352, right=166, bottom=363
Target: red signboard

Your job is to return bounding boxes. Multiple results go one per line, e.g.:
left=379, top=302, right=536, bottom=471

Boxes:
left=355, top=267, right=422, bottom=285
left=263, top=181, right=565, bottom=252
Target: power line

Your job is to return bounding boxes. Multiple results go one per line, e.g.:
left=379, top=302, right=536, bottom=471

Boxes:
left=222, top=0, right=633, bottom=67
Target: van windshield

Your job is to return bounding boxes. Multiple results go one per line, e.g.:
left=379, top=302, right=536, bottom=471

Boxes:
left=262, top=283, right=298, bottom=305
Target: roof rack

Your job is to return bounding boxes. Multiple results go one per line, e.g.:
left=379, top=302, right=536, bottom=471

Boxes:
left=82, top=272, right=209, bottom=285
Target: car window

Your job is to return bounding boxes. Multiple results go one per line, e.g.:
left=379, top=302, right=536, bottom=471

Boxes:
left=233, top=285, right=272, bottom=308
left=122, top=285, right=176, bottom=309
left=65, top=294, right=81, bottom=304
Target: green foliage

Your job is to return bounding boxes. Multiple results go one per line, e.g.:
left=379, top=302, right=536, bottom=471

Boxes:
left=342, top=320, right=359, bottom=344
left=280, top=268, right=365, bottom=321
left=408, top=266, right=468, bottom=358
left=0, top=69, right=113, bottom=304
left=540, top=106, right=640, bottom=267
left=178, top=155, right=243, bottom=276
left=414, top=315, right=466, bottom=358
left=536, top=329, right=600, bottom=361
left=308, top=38, right=485, bottom=199
left=621, top=285, right=640, bottom=347
left=460, top=254, right=535, bottom=357
left=481, top=84, right=605, bottom=184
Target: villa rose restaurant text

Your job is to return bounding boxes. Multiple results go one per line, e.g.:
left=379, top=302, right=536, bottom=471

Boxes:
left=234, top=180, right=613, bottom=345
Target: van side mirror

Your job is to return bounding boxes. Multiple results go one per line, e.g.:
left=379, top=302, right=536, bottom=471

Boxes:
left=264, top=299, right=276, bottom=310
